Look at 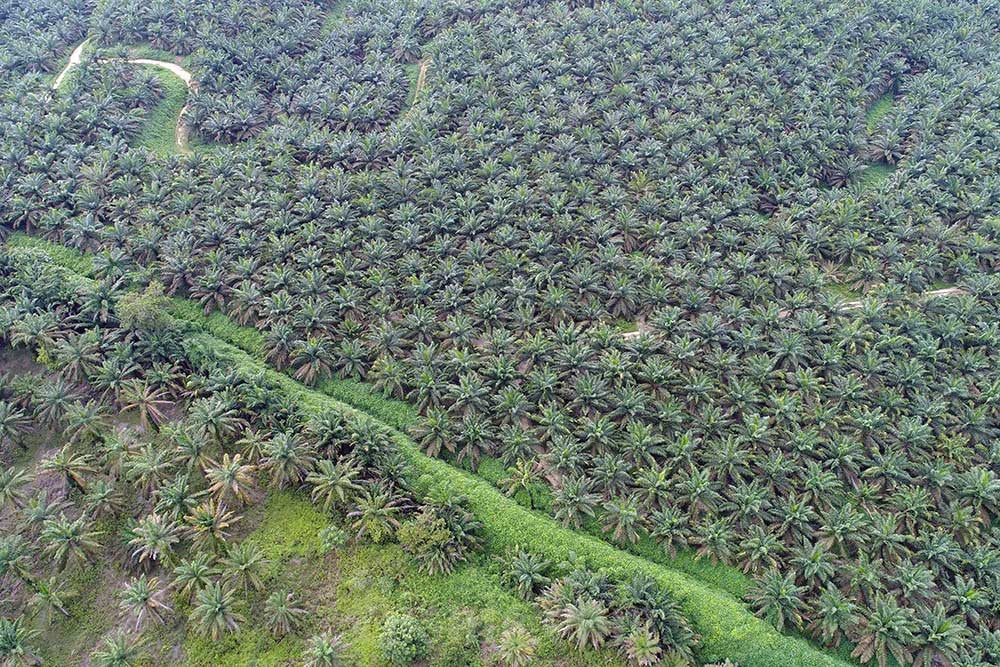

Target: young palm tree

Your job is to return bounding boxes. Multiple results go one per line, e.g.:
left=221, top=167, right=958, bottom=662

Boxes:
left=119, top=575, right=172, bottom=630
left=41, top=445, right=96, bottom=495
left=499, top=458, right=542, bottom=509
left=502, top=548, right=551, bottom=601
left=347, top=483, right=405, bottom=544
left=171, top=552, right=219, bottom=602
left=91, top=631, right=147, bottom=667
left=0, top=400, right=30, bottom=451
left=220, top=542, right=267, bottom=594
left=307, top=458, right=362, bottom=512
left=0, top=616, right=40, bottom=666
left=495, top=625, right=538, bottom=667
left=205, top=453, right=257, bottom=506
left=556, top=597, right=613, bottom=651
left=0, top=535, right=34, bottom=588
left=190, top=582, right=244, bottom=640
left=621, top=622, right=661, bottom=667
left=41, top=513, right=102, bottom=571
left=26, top=575, right=74, bottom=626
left=264, top=591, right=307, bottom=637
left=0, top=465, right=32, bottom=512
left=303, top=631, right=349, bottom=667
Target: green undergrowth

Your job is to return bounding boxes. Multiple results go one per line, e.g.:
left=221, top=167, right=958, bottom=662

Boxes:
left=858, top=162, right=896, bottom=188
left=865, top=91, right=895, bottom=132
left=404, top=62, right=421, bottom=107
left=6, top=235, right=856, bottom=666
left=185, top=491, right=617, bottom=666
left=134, top=67, right=189, bottom=155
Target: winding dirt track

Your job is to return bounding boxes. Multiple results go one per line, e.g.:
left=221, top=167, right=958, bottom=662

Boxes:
left=412, top=58, right=430, bottom=107
left=52, top=40, right=196, bottom=150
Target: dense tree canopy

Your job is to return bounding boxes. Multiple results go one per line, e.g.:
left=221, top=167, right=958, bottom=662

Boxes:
left=1, top=0, right=999, bottom=664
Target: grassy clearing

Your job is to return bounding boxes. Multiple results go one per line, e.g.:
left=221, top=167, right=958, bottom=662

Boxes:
left=7, top=236, right=855, bottom=666
left=183, top=491, right=618, bottom=666
left=865, top=91, right=895, bottom=132
left=321, top=0, right=350, bottom=32
left=404, top=62, right=422, bottom=107
left=134, top=68, right=189, bottom=155
left=858, top=161, right=896, bottom=189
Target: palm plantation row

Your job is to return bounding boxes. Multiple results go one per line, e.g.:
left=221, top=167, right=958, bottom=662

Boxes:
left=0, top=246, right=712, bottom=665
left=1, top=0, right=999, bottom=664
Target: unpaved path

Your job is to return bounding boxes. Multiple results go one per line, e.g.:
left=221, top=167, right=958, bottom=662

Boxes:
left=52, top=40, right=196, bottom=151
left=838, top=286, right=966, bottom=311
left=412, top=58, right=430, bottom=107
left=51, top=38, right=90, bottom=89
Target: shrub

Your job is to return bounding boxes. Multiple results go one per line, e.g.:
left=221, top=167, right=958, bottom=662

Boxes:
left=379, top=613, right=430, bottom=666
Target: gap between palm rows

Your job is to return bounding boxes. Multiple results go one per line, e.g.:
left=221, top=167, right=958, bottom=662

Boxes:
left=52, top=39, right=196, bottom=151
left=3, top=233, right=853, bottom=667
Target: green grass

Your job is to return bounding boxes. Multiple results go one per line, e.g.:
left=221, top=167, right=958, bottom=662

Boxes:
left=404, top=62, right=422, bottom=108
left=133, top=68, right=189, bottom=155
left=857, top=162, right=896, bottom=189
left=7, top=237, right=856, bottom=667
left=321, top=0, right=350, bottom=32
left=865, top=91, right=895, bottom=133
left=827, top=281, right=861, bottom=301
left=184, top=491, right=616, bottom=666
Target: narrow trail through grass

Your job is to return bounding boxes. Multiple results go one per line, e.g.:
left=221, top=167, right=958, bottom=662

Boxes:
left=51, top=39, right=195, bottom=151
left=4, top=233, right=854, bottom=667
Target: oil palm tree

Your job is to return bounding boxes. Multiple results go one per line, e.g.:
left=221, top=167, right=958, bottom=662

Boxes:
left=41, top=513, right=102, bottom=571
left=119, top=575, right=172, bottom=630
left=747, top=569, right=807, bottom=632
left=307, top=458, right=362, bottom=512
left=190, top=582, right=244, bottom=640
left=264, top=591, right=307, bottom=637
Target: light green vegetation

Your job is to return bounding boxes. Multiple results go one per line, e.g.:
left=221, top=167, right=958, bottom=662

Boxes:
left=183, top=492, right=619, bottom=666
left=134, top=67, right=189, bottom=154
left=827, top=281, right=862, bottom=301
left=858, top=162, right=896, bottom=188
left=865, top=91, right=895, bottom=132
left=321, top=0, right=350, bottom=32
left=404, top=62, right=421, bottom=107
